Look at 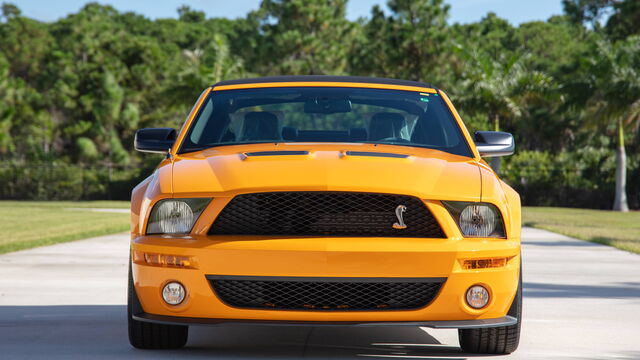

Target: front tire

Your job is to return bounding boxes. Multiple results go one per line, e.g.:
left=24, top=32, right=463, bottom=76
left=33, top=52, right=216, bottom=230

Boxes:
left=128, top=261, right=188, bottom=349
left=458, top=265, right=522, bottom=354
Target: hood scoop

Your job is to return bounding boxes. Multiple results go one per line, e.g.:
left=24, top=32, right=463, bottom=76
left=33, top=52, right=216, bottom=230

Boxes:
left=344, top=151, right=409, bottom=159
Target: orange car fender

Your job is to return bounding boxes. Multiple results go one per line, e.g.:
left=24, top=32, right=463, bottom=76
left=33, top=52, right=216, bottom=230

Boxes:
left=500, top=180, right=522, bottom=240
left=130, top=159, right=173, bottom=237
left=477, top=163, right=520, bottom=240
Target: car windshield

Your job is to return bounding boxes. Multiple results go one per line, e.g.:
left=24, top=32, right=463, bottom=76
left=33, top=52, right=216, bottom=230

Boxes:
left=179, top=86, right=472, bottom=157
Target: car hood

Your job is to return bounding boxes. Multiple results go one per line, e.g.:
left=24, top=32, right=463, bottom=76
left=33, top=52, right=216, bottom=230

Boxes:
left=170, top=143, right=482, bottom=201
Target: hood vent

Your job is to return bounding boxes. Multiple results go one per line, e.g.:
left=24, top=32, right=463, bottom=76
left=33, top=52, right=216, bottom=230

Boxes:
left=244, top=150, right=309, bottom=157
left=345, top=151, right=409, bottom=159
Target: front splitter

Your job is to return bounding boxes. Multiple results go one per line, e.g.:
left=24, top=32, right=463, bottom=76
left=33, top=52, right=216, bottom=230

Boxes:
left=133, top=312, right=517, bottom=329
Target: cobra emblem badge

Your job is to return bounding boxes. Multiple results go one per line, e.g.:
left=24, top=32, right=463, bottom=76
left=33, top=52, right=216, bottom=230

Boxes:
left=393, top=205, right=407, bottom=229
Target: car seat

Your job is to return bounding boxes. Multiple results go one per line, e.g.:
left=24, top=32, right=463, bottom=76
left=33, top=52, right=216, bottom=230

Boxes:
left=368, top=112, right=407, bottom=141
left=241, top=112, right=281, bottom=141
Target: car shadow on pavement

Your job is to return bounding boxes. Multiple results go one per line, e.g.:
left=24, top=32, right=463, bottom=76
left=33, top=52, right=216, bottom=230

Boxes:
left=524, top=281, right=640, bottom=299
left=0, top=305, right=487, bottom=359
left=521, top=240, right=604, bottom=247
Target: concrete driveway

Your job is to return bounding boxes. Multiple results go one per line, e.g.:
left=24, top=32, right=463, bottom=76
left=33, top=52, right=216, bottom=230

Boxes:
left=1, top=227, right=639, bottom=359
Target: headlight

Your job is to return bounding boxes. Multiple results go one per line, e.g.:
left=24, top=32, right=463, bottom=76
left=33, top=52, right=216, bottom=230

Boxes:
left=146, top=198, right=211, bottom=235
left=442, top=201, right=506, bottom=238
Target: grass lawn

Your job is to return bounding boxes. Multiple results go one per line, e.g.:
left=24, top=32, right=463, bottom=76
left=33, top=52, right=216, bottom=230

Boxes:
left=1, top=201, right=130, bottom=254
left=523, top=206, right=640, bottom=254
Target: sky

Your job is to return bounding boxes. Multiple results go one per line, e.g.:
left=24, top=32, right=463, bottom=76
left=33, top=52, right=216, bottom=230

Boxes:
left=17, top=0, right=564, bottom=25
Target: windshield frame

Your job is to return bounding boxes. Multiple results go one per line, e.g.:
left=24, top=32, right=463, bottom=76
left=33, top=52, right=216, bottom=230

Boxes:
left=176, top=85, right=474, bottom=158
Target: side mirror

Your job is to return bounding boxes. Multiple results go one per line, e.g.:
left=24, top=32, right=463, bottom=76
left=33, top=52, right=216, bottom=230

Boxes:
left=474, top=131, right=515, bottom=157
left=134, top=128, right=176, bottom=153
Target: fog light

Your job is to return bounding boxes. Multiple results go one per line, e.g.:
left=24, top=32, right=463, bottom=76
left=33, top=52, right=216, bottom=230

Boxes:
left=162, top=282, right=186, bottom=305
left=466, top=285, right=490, bottom=309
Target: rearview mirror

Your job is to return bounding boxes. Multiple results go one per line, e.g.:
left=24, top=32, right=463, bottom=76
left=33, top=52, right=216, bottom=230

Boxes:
left=474, top=131, right=515, bottom=157
left=304, top=98, right=352, bottom=114
left=134, top=128, right=176, bottom=153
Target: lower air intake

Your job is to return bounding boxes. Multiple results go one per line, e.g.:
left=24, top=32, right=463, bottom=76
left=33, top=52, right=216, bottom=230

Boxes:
left=208, top=276, right=445, bottom=311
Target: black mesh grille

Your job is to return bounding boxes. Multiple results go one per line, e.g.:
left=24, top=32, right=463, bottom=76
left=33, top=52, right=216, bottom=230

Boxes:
left=208, top=276, right=445, bottom=311
left=208, top=192, right=445, bottom=238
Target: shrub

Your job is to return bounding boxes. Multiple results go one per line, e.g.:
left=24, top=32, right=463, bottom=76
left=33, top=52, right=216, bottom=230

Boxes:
left=0, top=160, right=157, bottom=200
left=501, top=146, right=633, bottom=209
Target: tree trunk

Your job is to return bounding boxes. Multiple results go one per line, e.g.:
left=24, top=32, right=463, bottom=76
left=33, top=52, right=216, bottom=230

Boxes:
left=613, top=120, right=629, bottom=212
left=490, top=114, right=501, bottom=174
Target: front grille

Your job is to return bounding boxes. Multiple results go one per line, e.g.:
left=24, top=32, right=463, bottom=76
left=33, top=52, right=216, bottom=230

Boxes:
left=208, top=192, right=445, bottom=238
left=208, top=276, right=445, bottom=311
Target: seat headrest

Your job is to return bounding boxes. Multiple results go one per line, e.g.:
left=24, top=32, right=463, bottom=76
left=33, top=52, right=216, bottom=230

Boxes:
left=241, top=112, right=281, bottom=141
left=282, top=126, right=298, bottom=141
left=349, top=128, right=368, bottom=141
left=368, top=112, right=406, bottom=141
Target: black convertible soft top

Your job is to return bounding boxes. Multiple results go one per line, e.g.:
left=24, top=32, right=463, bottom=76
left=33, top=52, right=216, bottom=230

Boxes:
left=213, top=75, right=436, bottom=90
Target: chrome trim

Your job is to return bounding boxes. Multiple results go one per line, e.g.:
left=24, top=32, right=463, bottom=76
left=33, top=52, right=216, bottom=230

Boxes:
left=393, top=205, right=407, bottom=229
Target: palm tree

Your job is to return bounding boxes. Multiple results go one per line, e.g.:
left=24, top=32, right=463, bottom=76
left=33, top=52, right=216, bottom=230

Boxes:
left=456, top=48, right=553, bottom=173
left=167, top=34, right=245, bottom=106
left=579, top=36, right=640, bottom=211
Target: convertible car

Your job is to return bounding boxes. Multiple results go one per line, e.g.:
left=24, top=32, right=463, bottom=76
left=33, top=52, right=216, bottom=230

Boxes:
left=129, top=76, right=521, bottom=354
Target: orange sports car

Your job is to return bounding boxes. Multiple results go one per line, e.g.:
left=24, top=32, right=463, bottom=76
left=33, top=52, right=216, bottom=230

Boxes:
left=129, top=76, right=521, bottom=354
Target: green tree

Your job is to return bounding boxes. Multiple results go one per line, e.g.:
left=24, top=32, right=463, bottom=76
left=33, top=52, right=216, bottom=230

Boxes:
left=605, top=0, right=640, bottom=40
left=177, top=6, right=205, bottom=23
left=0, top=55, right=15, bottom=154
left=352, top=0, right=450, bottom=83
left=514, top=16, right=590, bottom=80
left=0, top=1, right=639, bottom=207
left=507, top=16, right=593, bottom=151
left=253, top=0, right=355, bottom=75
left=166, top=33, right=246, bottom=107
left=451, top=12, right=518, bottom=61
left=574, top=36, right=640, bottom=211
left=455, top=49, right=553, bottom=173
left=562, top=0, right=616, bottom=28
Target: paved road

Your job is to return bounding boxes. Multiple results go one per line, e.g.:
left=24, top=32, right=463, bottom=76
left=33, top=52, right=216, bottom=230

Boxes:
left=1, top=228, right=639, bottom=359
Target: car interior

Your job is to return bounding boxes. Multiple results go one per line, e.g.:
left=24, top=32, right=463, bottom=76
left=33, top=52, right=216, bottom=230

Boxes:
left=226, top=111, right=410, bottom=143
left=225, top=108, right=452, bottom=147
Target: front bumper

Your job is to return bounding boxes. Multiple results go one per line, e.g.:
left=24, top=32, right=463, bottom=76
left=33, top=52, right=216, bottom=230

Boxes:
left=131, top=234, right=520, bottom=323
